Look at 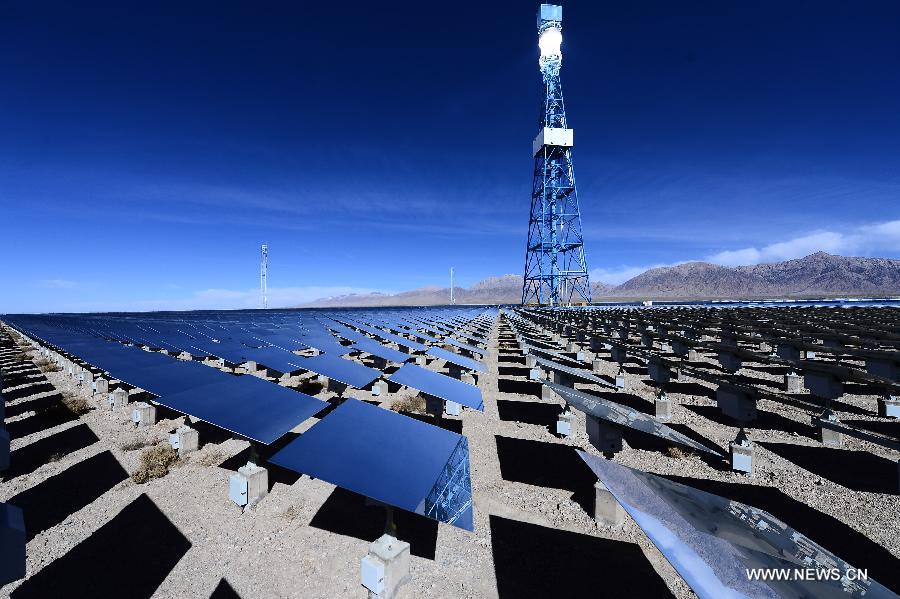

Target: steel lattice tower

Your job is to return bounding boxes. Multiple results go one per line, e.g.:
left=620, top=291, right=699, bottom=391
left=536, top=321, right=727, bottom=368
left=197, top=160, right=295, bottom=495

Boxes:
left=521, top=4, right=591, bottom=306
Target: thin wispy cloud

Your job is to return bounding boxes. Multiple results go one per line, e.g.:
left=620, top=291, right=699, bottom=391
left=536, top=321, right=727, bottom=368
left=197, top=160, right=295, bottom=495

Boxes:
left=707, top=219, right=900, bottom=266
left=37, top=279, right=79, bottom=289
left=590, top=219, right=900, bottom=284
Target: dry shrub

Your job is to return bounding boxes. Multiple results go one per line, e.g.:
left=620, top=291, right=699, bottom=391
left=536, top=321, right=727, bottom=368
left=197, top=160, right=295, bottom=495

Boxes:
left=122, top=439, right=153, bottom=451
left=391, top=394, right=426, bottom=414
left=197, top=449, right=225, bottom=467
left=282, top=504, right=301, bottom=521
left=13, top=352, right=28, bottom=363
left=667, top=446, right=693, bottom=459
left=131, top=444, right=179, bottom=483
left=40, top=394, right=91, bottom=422
left=40, top=363, right=61, bottom=373
left=33, top=357, right=49, bottom=367
left=62, top=394, right=91, bottom=416
left=47, top=452, right=64, bottom=463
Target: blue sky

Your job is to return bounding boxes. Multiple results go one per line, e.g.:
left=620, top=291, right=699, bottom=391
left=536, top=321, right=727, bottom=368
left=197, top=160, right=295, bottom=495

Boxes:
left=2, top=1, right=899, bottom=312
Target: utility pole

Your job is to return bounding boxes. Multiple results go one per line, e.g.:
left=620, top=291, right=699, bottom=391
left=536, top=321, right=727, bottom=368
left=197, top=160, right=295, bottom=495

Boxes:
left=260, top=244, right=268, bottom=309
left=450, top=267, right=455, bottom=304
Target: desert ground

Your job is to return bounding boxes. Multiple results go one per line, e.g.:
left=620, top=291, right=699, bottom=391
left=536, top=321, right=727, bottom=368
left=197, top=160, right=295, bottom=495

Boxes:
left=2, top=313, right=898, bottom=598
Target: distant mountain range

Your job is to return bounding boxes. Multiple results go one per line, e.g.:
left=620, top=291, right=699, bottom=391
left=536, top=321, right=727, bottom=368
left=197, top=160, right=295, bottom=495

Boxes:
left=300, top=253, right=900, bottom=306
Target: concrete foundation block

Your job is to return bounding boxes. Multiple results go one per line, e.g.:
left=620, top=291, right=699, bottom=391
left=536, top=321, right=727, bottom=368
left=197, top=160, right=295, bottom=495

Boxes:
left=414, top=355, right=426, bottom=366
left=784, top=372, right=803, bottom=393
left=556, top=410, right=575, bottom=438
left=169, top=425, right=199, bottom=456
left=93, top=377, right=109, bottom=396
left=730, top=442, right=753, bottom=474
left=819, top=425, right=842, bottom=447
left=594, top=480, right=626, bottom=527
left=229, top=463, right=269, bottom=508
left=878, top=396, right=900, bottom=418
left=687, top=349, right=699, bottom=362
left=528, top=368, right=544, bottom=381
left=525, top=355, right=537, bottom=368
left=592, top=359, right=604, bottom=374
left=0, top=502, right=26, bottom=585
left=445, top=400, right=461, bottom=417
left=361, top=534, right=411, bottom=599
left=107, top=388, right=129, bottom=410
left=586, top=415, right=623, bottom=456
left=131, top=402, right=156, bottom=427
left=461, top=372, right=476, bottom=386
left=542, top=384, right=561, bottom=402
left=371, top=380, right=388, bottom=397
left=615, top=370, right=626, bottom=390
left=655, top=396, right=673, bottom=420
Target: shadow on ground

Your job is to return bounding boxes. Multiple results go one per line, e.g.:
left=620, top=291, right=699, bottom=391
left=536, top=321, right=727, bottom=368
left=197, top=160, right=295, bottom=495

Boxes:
left=490, top=515, right=674, bottom=598
left=4, top=392, right=64, bottom=419
left=495, top=435, right=594, bottom=493
left=760, top=442, right=898, bottom=495
left=8, top=450, right=128, bottom=540
left=210, top=578, right=242, bottom=599
left=843, top=419, right=900, bottom=442
left=3, top=423, right=98, bottom=480
left=399, top=410, right=463, bottom=434
left=498, top=366, right=530, bottom=377
left=11, top=494, right=190, bottom=599
left=310, top=488, right=438, bottom=559
left=497, top=379, right=541, bottom=397
left=496, top=399, right=561, bottom=427
left=5, top=406, right=79, bottom=440
left=2, top=382, right=56, bottom=402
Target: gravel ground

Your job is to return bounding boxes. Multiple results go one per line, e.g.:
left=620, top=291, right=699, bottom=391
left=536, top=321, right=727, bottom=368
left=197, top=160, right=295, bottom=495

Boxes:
left=1, top=314, right=898, bottom=598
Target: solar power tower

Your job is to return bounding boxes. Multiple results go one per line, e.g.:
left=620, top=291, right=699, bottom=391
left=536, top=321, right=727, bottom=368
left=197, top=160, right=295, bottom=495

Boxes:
left=521, top=4, right=591, bottom=306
